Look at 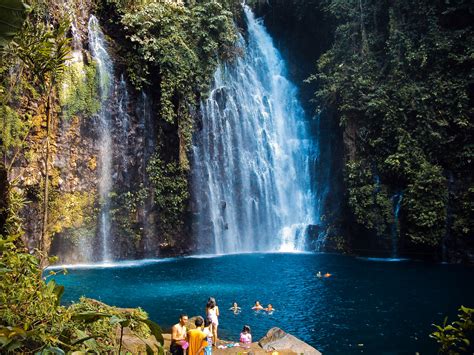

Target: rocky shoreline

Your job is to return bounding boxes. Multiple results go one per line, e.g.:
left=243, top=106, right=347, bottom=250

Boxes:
left=161, top=327, right=321, bottom=355
left=116, top=324, right=322, bottom=354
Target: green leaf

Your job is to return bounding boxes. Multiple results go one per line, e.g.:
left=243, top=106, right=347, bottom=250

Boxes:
left=38, top=346, right=66, bottom=355
left=73, top=329, right=98, bottom=351
left=71, top=311, right=111, bottom=323
left=109, top=315, right=129, bottom=326
left=140, top=319, right=164, bottom=345
left=53, top=284, right=64, bottom=307
left=0, top=0, right=29, bottom=48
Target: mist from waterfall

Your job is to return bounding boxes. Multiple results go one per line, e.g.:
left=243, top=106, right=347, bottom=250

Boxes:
left=191, top=6, right=320, bottom=254
left=88, top=16, right=114, bottom=261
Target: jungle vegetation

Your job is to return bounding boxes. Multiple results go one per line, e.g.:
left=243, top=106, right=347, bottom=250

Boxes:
left=310, top=0, right=473, bottom=256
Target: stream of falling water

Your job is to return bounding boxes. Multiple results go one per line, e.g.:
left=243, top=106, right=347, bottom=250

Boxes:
left=192, top=6, right=320, bottom=254
left=391, top=191, right=403, bottom=258
left=88, top=16, right=113, bottom=261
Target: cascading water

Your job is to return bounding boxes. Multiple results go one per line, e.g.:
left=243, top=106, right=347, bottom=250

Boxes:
left=391, top=191, right=403, bottom=258
left=192, top=6, right=320, bottom=254
left=116, top=74, right=130, bottom=187
left=137, top=92, right=157, bottom=255
left=61, top=0, right=84, bottom=62
left=88, top=16, right=114, bottom=261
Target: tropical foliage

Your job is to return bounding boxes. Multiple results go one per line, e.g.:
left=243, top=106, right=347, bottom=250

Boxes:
left=119, top=0, right=237, bottom=167
left=312, top=0, right=474, bottom=251
left=147, top=153, right=189, bottom=246
left=431, top=306, right=474, bottom=354
left=0, top=0, right=29, bottom=48
left=0, top=186, right=163, bottom=353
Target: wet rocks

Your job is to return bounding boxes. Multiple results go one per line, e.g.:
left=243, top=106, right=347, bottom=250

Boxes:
left=258, top=327, right=321, bottom=354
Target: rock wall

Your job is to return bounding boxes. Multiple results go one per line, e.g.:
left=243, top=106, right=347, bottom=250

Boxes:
left=10, top=1, right=192, bottom=264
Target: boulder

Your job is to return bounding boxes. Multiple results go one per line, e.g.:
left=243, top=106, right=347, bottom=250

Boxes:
left=258, top=327, right=321, bottom=355
left=186, top=315, right=205, bottom=330
left=116, top=326, right=162, bottom=354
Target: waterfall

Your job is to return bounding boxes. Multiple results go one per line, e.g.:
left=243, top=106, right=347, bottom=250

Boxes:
left=391, top=191, right=403, bottom=258
left=137, top=92, right=157, bottom=255
left=61, top=0, right=83, bottom=62
left=191, top=6, right=319, bottom=254
left=116, top=74, right=130, bottom=187
left=88, top=16, right=114, bottom=262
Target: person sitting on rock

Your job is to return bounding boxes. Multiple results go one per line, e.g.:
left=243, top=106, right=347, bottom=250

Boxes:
left=240, top=325, right=252, bottom=345
left=252, top=301, right=264, bottom=311
left=187, top=317, right=208, bottom=355
left=171, top=314, right=189, bottom=355
left=229, top=302, right=241, bottom=314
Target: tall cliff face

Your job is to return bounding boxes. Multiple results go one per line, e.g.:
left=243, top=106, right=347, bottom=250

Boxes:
left=11, top=3, right=169, bottom=263
left=3, top=0, right=471, bottom=264
left=1, top=0, right=237, bottom=264
left=256, top=0, right=474, bottom=263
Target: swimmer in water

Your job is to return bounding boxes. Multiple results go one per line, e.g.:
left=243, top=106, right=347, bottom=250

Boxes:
left=229, top=302, right=241, bottom=314
left=324, top=272, right=332, bottom=278
left=264, top=304, right=274, bottom=313
left=316, top=271, right=322, bottom=278
left=252, top=301, right=264, bottom=311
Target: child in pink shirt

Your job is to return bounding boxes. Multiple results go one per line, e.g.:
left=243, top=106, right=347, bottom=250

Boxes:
left=239, top=325, right=252, bottom=344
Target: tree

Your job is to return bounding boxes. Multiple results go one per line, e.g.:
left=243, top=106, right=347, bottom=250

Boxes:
left=10, top=18, right=70, bottom=262
left=431, top=306, right=474, bottom=354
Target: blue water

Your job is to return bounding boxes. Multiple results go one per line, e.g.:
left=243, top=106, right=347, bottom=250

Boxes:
left=49, top=253, right=474, bottom=354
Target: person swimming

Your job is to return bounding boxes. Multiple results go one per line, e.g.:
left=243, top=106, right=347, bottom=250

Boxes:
left=229, top=302, right=241, bottom=314
left=324, top=272, right=332, bottom=278
left=316, top=271, right=322, bottom=278
left=252, top=301, right=264, bottom=311
left=264, top=304, right=274, bottom=314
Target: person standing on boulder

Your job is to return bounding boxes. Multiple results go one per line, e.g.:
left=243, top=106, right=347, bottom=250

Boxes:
left=171, top=314, right=188, bottom=355
left=206, top=297, right=220, bottom=346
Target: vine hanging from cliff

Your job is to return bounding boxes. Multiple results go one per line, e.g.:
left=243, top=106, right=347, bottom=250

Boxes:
left=118, top=0, right=237, bottom=168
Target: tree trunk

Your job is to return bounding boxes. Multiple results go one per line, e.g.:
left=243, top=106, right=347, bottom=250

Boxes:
left=0, top=164, right=9, bottom=236
left=40, top=89, right=52, bottom=266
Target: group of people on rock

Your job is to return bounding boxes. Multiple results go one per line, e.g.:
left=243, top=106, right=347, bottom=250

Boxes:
left=171, top=297, right=264, bottom=355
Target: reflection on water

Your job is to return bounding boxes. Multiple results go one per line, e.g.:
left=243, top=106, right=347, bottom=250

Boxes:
left=51, top=253, right=474, bottom=354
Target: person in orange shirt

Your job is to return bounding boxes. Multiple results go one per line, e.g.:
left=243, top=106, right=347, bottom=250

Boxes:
left=187, top=317, right=208, bottom=355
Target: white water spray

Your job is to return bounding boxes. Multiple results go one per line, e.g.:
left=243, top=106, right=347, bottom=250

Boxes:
left=88, top=16, right=114, bottom=261
left=192, top=7, right=320, bottom=254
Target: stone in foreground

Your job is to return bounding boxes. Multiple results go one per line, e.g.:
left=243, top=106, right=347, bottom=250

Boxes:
left=258, top=327, right=321, bottom=354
